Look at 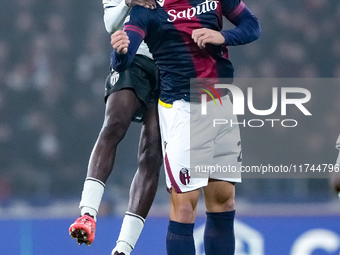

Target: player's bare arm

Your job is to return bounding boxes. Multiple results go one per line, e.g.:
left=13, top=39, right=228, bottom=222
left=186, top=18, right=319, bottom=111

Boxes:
left=192, top=28, right=226, bottom=49
left=126, top=0, right=156, bottom=9
left=111, top=30, right=129, bottom=54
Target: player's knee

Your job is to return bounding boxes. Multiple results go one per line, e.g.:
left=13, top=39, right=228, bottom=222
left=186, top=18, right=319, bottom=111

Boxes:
left=223, top=196, right=235, bottom=211
left=173, top=204, right=196, bottom=223
left=100, top=116, right=129, bottom=142
left=207, top=196, right=235, bottom=212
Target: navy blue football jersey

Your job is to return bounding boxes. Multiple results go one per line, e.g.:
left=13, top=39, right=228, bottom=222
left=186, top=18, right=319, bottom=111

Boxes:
left=111, top=0, right=260, bottom=105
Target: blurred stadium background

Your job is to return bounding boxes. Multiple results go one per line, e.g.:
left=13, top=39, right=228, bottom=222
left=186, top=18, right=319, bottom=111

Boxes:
left=0, top=0, right=340, bottom=254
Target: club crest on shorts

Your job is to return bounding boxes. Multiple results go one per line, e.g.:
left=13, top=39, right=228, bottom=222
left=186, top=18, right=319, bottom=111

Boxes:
left=110, top=71, right=120, bottom=86
left=179, top=168, right=190, bottom=185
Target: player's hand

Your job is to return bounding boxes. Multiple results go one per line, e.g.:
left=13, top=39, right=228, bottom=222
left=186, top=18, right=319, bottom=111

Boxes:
left=111, top=30, right=129, bottom=55
left=125, top=0, right=157, bottom=9
left=192, top=28, right=225, bottom=49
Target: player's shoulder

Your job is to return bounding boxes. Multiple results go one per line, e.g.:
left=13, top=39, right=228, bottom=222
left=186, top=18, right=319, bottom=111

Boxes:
left=129, top=6, right=154, bottom=26
left=220, top=0, right=241, bottom=4
left=220, top=0, right=241, bottom=7
left=220, top=0, right=242, bottom=14
left=130, top=5, right=153, bottom=15
left=336, top=134, right=340, bottom=148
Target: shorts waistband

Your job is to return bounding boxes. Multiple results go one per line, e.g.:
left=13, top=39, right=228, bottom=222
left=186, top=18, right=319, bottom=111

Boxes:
left=159, top=99, right=172, bottom=108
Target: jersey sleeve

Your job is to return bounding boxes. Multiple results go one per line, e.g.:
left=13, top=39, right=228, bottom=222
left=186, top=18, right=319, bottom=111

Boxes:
left=110, top=6, right=149, bottom=72
left=220, top=0, right=261, bottom=46
left=103, top=0, right=131, bottom=33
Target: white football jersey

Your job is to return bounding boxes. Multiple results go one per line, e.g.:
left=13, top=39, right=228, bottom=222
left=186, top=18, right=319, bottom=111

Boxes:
left=102, top=0, right=152, bottom=59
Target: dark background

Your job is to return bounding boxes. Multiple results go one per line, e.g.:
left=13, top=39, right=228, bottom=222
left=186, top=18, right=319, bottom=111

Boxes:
left=0, top=0, right=339, bottom=216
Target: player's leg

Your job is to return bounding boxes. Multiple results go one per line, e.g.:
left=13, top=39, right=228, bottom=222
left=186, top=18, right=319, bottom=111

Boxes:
left=110, top=55, right=162, bottom=255
left=86, top=89, right=141, bottom=182
left=128, top=106, right=162, bottom=217
left=199, top=94, right=241, bottom=254
left=166, top=188, right=200, bottom=255
left=69, top=88, right=141, bottom=246
left=202, top=179, right=236, bottom=255
left=157, top=100, right=204, bottom=255
left=112, top=106, right=163, bottom=255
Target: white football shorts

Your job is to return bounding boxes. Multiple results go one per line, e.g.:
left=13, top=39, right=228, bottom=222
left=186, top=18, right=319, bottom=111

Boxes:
left=158, top=95, right=242, bottom=193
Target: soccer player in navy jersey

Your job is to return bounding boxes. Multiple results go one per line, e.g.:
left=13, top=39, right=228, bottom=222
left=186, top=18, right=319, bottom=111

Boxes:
left=69, top=0, right=164, bottom=254
left=111, top=0, right=260, bottom=254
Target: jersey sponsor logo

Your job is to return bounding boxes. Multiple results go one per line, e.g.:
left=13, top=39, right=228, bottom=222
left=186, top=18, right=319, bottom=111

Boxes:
left=179, top=168, right=191, bottom=185
left=167, top=0, right=219, bottom=22
left=157, top=0, right=165, bottom=7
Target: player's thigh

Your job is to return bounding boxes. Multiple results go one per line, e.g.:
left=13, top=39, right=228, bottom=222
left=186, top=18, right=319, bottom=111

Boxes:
left=104, top=89, right=141, bottom=128
left=202, top=179, right=235, bottom=212
left=170, top=188, right=200, bottom=223
left=140, top=106, right=161, bottom=147
left=159, top=103, right=203, bottom=193
left=137, top=106, right=162, bottom=165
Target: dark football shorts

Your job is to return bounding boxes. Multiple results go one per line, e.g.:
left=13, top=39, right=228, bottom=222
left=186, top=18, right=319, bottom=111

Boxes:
left=105, top=55, right=159, bottom=122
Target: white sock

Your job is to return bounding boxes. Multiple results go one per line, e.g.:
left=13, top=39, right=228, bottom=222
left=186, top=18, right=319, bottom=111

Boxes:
left=114, top=212, right=145, bottom=254
left=79, top=177, right=105, bottom=222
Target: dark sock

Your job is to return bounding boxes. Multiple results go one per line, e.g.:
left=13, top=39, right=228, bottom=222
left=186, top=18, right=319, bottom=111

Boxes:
left=83, top=213, right=94, bottom=219
left=204, top=210, right=235, bottom=255
left=166, top=220, right=195, bottom=255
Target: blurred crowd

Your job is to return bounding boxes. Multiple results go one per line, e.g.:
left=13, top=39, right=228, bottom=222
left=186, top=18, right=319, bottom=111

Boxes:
left=0, top=0, right=110, bottom=202
left=0, top=0, right=339, bottom=207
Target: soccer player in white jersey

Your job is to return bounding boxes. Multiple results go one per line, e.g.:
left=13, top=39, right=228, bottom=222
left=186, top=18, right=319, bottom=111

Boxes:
left=69, top=1, right=163, bottom=255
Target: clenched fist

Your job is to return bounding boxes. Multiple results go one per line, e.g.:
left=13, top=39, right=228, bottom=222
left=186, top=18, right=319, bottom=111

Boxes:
left=111, top=30, right=130, bottom=55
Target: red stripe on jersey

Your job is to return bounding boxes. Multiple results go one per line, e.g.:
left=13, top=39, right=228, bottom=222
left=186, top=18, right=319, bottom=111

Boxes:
left=164, top=153, right=182, bottom=193
left=228, top=1, right=245, bottom=20
left=124, top=25, right=146, bottom=38
left=164, top=2, right=221, bottom=79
